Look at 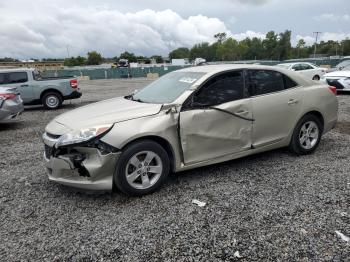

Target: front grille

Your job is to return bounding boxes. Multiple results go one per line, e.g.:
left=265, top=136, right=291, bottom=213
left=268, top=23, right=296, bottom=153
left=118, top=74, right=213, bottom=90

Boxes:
left=326, top=79, right=344, bottom=90
left=45, top=145, right=54, bottom=159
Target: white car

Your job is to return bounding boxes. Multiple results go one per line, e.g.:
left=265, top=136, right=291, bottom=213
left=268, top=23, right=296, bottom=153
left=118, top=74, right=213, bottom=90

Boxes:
left=277, top=62, right=327, bottom=80
left=321, top=70, right=350, bottom=92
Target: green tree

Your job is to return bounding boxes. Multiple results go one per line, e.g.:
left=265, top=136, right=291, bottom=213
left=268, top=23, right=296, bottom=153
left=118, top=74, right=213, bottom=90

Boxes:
left=277, top=30, right=292, bottom=60
left=262, top=31, right=278, bottom=60
left=150, top=55, right=164, bottom=63
left=169, top=47, right=190, bottom=59
left=216, top=38, right=239, bottom=61
left=64, top=56, right=86, bottom=67
left=119, top=51, right=137, bottom=62
left=214, top=32, right=227, bottom=44
left=190, top=42, right=215, bottom=61
left=86, top=51, right=102, bottom=65
left=341, top=39, right=350, bottom=55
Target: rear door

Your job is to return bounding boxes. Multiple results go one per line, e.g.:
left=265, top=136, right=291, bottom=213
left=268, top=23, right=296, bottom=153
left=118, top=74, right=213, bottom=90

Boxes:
left=179, top=70, right=253, bottom=164
left=247, top=69, right=303, bottom=148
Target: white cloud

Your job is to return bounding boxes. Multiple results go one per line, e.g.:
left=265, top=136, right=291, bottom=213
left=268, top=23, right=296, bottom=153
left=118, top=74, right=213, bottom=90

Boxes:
left=231, top=30, right=266, bottom=40
left=295, top=32, right=350, bottom=46
left=0, top=6, right=231, bottom=59
left=314, top=13, right=350, bottom=22
left=0, top=0, right=349, bottom=59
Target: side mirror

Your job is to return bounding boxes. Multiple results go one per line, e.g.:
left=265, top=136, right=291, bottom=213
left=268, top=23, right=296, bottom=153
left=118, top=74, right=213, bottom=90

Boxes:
left=132, top=89, right=139, bottom=95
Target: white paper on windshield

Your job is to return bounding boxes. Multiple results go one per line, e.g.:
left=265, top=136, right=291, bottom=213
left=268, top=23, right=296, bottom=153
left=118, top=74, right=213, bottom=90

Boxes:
left=179, top=77, right=197, bottom=84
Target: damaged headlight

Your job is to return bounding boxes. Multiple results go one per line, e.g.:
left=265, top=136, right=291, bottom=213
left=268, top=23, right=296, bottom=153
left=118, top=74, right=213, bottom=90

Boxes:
left=56, top=125, right=112, bottom=147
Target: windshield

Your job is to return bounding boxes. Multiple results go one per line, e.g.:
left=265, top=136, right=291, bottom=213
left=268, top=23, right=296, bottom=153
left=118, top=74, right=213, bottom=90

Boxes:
left=336, top=60, right=350, bottom=68
left=132, top=71, right=205, bottom=103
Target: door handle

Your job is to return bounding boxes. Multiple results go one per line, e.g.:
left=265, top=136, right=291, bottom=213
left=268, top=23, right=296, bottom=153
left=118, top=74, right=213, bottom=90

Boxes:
left=20, top=84, right=29, bottom=87
left=288, top=99, right=299, bottom=105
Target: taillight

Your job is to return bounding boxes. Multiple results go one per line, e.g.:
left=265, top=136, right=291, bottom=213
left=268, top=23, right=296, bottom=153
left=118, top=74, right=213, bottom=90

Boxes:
left=328, top=86, right=337, bottom=95
left=0, top=93, right=16, bottom=100
left=70, top=79, right=78, bottom=89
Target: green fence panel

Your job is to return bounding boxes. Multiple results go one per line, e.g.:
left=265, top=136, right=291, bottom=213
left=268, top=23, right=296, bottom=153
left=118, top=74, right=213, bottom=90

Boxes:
left=41, top=59, right=343, bottom=80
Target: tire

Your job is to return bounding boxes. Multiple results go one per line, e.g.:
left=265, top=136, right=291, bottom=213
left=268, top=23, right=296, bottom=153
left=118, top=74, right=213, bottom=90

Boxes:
left=114, top=140, right=170, bottom=196
left=289, top=114, right=323, bottom=155
left=312, top=75, right=320, bottom=81
left=42, top=92, right=63, bottom=110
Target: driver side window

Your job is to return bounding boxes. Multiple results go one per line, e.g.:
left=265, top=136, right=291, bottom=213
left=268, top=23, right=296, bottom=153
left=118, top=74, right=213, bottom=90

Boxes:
left=192, top=70, right=245, bottom=106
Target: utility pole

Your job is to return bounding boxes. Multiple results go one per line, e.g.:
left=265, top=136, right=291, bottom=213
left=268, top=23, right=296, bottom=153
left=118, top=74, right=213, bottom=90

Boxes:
left=66, top=45, right=70, bottom=58
left=313, top=32, right=321, bottom=58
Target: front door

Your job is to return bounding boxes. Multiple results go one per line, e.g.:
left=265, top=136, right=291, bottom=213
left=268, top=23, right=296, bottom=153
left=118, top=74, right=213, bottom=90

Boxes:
left=179, top=70, right=253, bottom=164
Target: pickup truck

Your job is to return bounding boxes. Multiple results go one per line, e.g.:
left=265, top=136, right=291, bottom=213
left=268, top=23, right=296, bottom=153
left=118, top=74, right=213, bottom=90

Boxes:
left=0, top=68, right=82, bottom=109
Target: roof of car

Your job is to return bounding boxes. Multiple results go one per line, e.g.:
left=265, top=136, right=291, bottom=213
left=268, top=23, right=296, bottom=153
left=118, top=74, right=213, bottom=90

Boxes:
left=0, top=68, right=34, bottom=73
left=177, top=64, right=314, bottom=86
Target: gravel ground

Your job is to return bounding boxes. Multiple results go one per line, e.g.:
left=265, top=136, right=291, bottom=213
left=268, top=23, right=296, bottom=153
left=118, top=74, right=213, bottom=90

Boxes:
left=0, top=79, right=349, bottom=261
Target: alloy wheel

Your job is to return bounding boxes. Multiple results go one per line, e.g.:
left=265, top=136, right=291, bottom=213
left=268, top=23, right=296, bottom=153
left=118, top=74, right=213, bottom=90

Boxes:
left=125, top=151, right=163, bottom=190
left=299, top=121, right=319, bottom=150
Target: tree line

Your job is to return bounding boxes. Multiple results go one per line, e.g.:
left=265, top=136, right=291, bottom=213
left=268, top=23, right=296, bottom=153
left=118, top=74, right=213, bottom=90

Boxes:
left=3, top=30, right=349, bottom=66
left=169, top=31, right=350, bottom=62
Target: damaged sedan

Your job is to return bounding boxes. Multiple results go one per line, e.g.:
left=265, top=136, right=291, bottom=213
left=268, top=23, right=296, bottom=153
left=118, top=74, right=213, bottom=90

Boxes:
left=42, top=65, right=338, bottom=196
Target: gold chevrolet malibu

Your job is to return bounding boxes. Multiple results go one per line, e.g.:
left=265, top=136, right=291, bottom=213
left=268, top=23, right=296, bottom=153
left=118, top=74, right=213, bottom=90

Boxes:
left=43, top=65, right=338, bottom=196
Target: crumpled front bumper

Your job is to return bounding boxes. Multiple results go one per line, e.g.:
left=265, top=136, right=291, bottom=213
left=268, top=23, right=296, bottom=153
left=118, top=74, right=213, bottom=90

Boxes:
left=43, top=134, right=120, bottom=191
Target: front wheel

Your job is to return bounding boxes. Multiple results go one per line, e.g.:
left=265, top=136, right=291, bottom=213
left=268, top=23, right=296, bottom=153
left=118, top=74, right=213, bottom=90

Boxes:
left=114, top=140, right=170, bottom=196
left=312, top=75, right=320, bottom=81
left=289, top=114, right=323, bottom=155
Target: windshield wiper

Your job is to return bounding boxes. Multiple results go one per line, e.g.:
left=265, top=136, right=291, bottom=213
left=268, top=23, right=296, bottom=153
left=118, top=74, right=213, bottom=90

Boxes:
left=126, top=94, right=145, bottom=103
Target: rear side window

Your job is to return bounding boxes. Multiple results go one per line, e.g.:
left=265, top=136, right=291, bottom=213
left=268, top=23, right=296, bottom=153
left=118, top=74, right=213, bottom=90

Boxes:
left=193, top=70, right=245, bottom=106
left=283, top=75, right=298, bottom=89
left=248, top=70, right=297, bottom=96
left=8, top=72, right=28, bottom=83
left=248, top=70, right=284, bottom=95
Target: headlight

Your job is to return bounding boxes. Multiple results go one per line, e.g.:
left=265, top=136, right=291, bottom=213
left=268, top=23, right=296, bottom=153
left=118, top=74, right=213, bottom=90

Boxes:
left=56, top=125, right=112, bottom=147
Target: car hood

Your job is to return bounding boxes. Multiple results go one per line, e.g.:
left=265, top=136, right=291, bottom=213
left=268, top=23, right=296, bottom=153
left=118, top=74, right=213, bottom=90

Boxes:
left=324, top=70, right=350, bottom=78
left=46, top=97, right=162, bottom=135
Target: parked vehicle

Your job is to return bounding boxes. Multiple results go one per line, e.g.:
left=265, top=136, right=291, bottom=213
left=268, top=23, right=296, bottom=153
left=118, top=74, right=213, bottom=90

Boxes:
left=333, top=60, right=350, bottom=71
left=0, top=68, right=81, bottom=109
left=321, top=70, right=350, bottom=92
left=277, top=62, right=327, bottom=80
left=43, top=65, right=338, bottom=196
left=193, top=58, right=207, bottom=66
left=0, top=87, right=24, bottom=122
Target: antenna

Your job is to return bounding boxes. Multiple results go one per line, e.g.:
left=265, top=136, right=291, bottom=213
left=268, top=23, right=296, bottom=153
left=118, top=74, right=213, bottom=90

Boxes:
left=313, top=32, right=322, bottom=58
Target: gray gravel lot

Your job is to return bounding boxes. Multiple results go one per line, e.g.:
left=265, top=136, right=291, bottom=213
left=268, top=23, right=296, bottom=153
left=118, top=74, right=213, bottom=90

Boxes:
left=0, top=79, right=349, bottom=261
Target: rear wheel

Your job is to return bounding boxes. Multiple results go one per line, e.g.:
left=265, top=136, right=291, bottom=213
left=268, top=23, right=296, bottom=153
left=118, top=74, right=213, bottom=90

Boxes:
left=42, top=92, right=63, bottom=110
left=312, top=75, right=320, bottom=81
left=289, top=114, right=323, bottom=155
left=114, top=140, right=170, bottom=196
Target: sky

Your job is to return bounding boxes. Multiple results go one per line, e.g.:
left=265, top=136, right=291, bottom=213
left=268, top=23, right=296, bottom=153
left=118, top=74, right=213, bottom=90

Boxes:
left=0, top=0, right=349, bottom=59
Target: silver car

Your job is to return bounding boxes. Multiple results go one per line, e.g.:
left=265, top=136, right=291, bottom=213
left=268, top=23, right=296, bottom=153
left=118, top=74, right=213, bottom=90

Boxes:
left=43, top=65, right=338, bottom=196
left=0, top=87, right=24, bottom=122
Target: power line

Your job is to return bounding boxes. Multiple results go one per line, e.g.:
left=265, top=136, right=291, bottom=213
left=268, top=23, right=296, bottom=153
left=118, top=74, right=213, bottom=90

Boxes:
left=313, top=32, right=322, bottom=58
